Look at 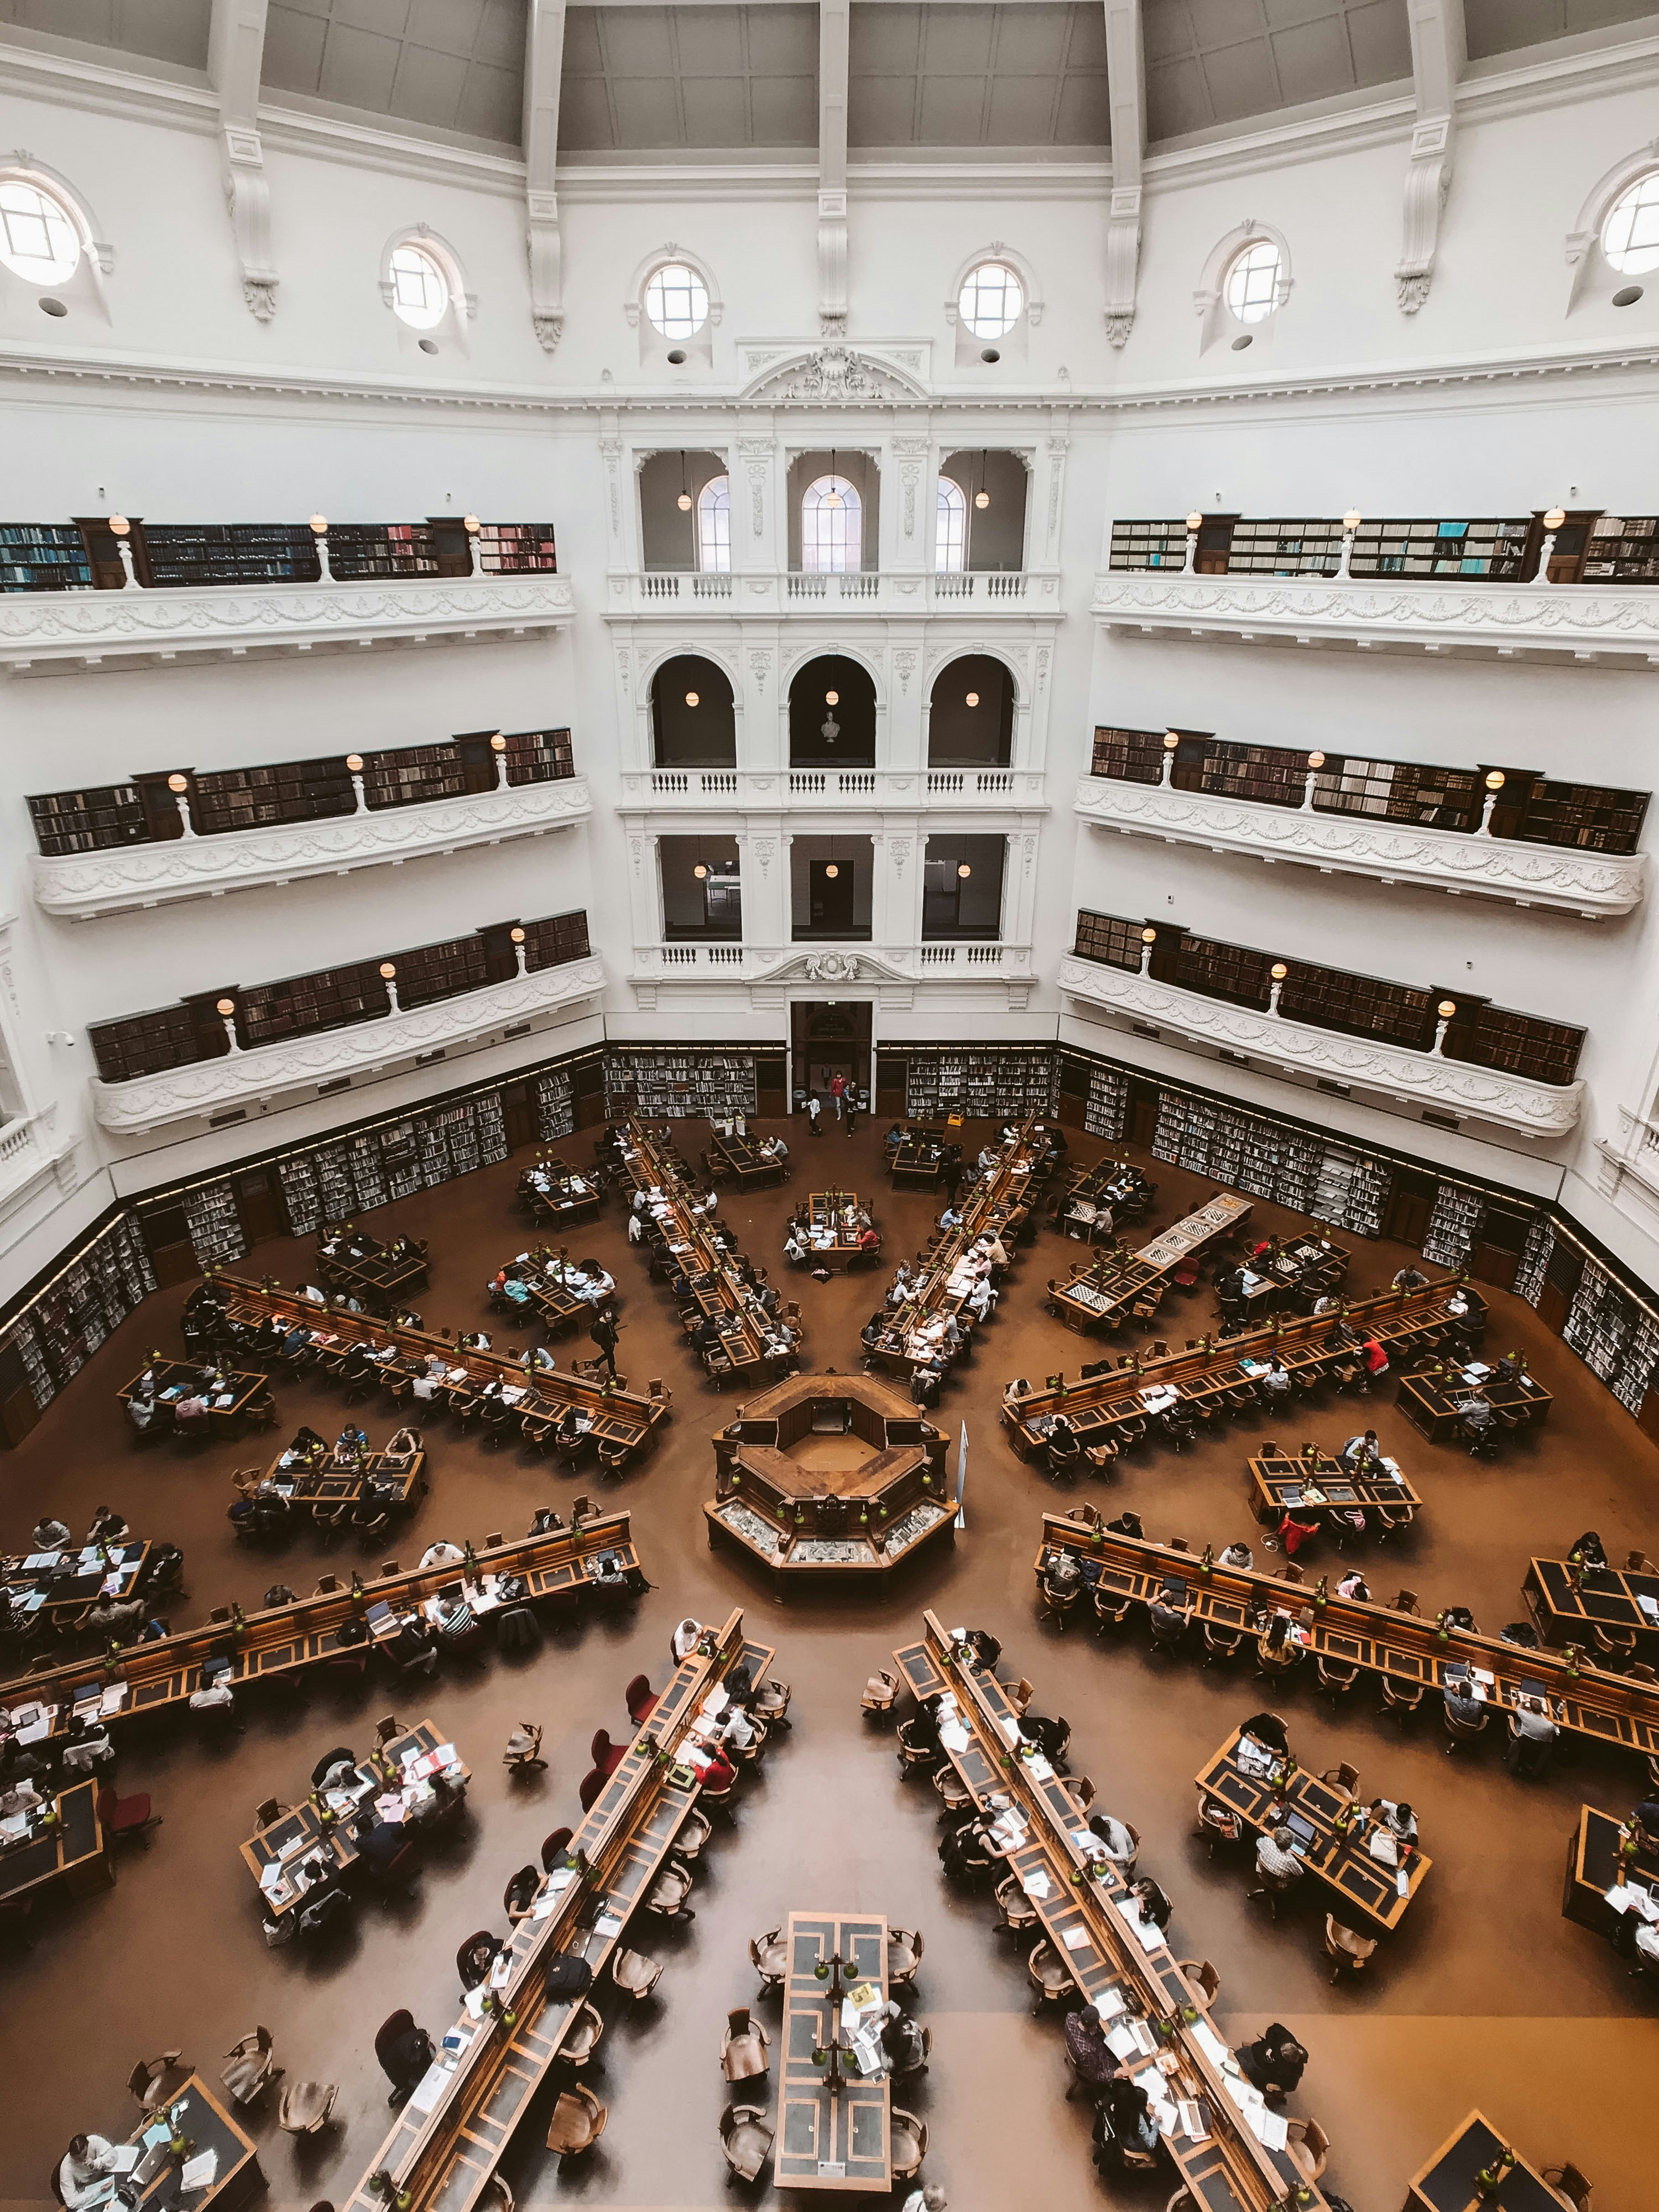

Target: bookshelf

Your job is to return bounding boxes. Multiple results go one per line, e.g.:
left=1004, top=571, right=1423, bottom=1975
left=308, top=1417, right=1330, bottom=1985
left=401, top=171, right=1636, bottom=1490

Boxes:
left=1578, top=514, right=1659, bottom=583
left=504, top=727, right=575, bottom=784
left=1107, top=519, right=1188, bottom=571
left=1514, top=1218, right=1553, bottom=1307
left=1184, top=740, right=1305, bottom=808
left=327, top=524, right=440, bottom=581
left=390, top=935, right=492, bottom=1009
left=1462, top=1006, right=1583, bottom=1089
left=238, top=962, right=389, bottom=1048
left=1350, top=517, right=1529, bottom=579
left=0, top=523, right=92, bottom=592
left=1614, top=1312, right=1659, bottom=1416
left=603, top=1049, right=757, bottom=1120
left=1312, top=755, right=1483, bottom=832
left=1175, top=937, right=1274, bottom=1011
left=536, top=1070, right=576, bottom=1141
left=1564, top=1259, right=1635, bottom=1384
left=1224, top=518, right=1343, bottom=576
left=1073, top=911, right=1144, bottom=972
left=361, top=744, right=471, bottom=810
left=1422, top=1182, right=1485, bottom=1269
left=183, top=1181, right=248, bottom=1268
left=1149, top=1089, right=1355, bottom=1222
left=28, top=782, right=150, bottom=857
left=1506, top=777, right=1648, bottom=857
left=0, top=1214, right=157, bottom=1422
left=89, top=1004, right=220, bottom=1085
left=522, top=912, right=592, bottom=968
left=1279, top=965, right=1432, bottom=1051
left=901, top=1046, right=1057, bottom=1120
left=477, top=524, right=559, bottom=575
left=192, top=757, right=357, bottom=833
left=1083, top=1066, right=1129, bottom=1142
left=142, top=524, right=320, bottom=589
left=1089, top=727, right=1165, bottom=783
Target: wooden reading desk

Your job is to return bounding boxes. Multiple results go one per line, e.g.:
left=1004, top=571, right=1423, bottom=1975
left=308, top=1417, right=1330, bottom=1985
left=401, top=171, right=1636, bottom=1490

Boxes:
left=1053, top=1155, right=1154, bottom=1242
left=1049, top=1192, right=1253, bottom=1333
left=0, top=1776, right=112, bottom=1906
left=211, top=1276, right=667, bottom=1470
left=340, top=1605, right=775, bottom=2212
left=241, top=1718, right=468, bottom=1915
left=776, top=1911, right=892, bottom=2190
left=1525, top=1556, right=1659, bottom=1656
left=888, top=1125, right=951, bottom=1190
left=803, top=1191, right=874, bottom=1269
left=113, top=2070, right=263, bottom=2212
left=0, top=1511, right=641, bottom=1744
left=1035, top=1512, right=1659, bottom=1766
left=1404, top=2111, right=1574, bottom=2212
left=1246, top=1448, right=1421, bottom=1534
left=2, top=1538, right=152, bottom=1631
left=1196, top=1726, right=1430, bottom=1934
left=319, top=1227, right=429, bottom=1308
left=118, top=1359, right=270, bottom=1441
left=1397, top=1360, right=1553, bottom=1443
left=1561, top=1803, right=1659, bottom=1938
left=1004, top=1279, right=1471, bottom=1463
left=868, top=1120, right=1046, bottom=1377
left=516, top=1155, right=603, bottom=1228
left=709, top=1125, right=787, bottom=1188
left=258, top=1444, right=424, bottom=1517
left=892, top=1611, right=1332, bottom=2212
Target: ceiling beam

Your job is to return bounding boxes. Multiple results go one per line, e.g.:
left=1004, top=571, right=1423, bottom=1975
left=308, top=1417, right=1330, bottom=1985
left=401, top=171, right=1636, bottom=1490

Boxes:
left=525, top=0, right=568, bottom=352
left=818, top=0, right=849, bottom=336
left=1397, top=0, right=1465, bottom=312
left=208, top=0, right=277, bottom=320
left=1102, top=0, right=1144, bottom=348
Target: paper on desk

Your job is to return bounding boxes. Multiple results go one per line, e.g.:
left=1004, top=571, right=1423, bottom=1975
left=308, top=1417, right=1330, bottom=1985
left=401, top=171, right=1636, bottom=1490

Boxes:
left=1253, top=2108, right=1290, bottom=2153
left=107, top=2146, right=142, bottom=2174
left=1192, top=2019, right=1230, bottom=2068
left=1606, top=1882, right=1659, bottom=1921
left=1025, top=1753, right=1055, bottom=1781
left=180, top=2151, right=218, bottom=2192
left=938, top=1722, right=969, bottom=1752
left=1061, top=1926, right=1091, bottom=1952
left=595, top=1911, right=623, bottom=1937
left=15, top=1717, right=51, bottom=1744
left=259, top=1861, right=283, bottom=1891
left=999, top=1715, right=1020, bottom=1744
left=1104, top=2023, right=1144, bottom=2062
left=101, top=1683, right=128, bottom=1713
left=1020, top=1869, right=1052, bottom=1900
left=1092, top=1986, right=1126, bottom=2021
left=1113, top=1898, right=1166, bottom=1954
left=408, top=2061, right=451, bottom=2115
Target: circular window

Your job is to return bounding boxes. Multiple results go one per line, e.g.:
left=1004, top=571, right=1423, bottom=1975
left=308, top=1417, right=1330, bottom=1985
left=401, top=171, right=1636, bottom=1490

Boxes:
left=1223, top=238, right=1282, bottom=324
left=389, top=242, right=448, bottom=330
left=0, top=180, right=81, bottom=285
left=645, top=262, right=709, bottom=340
left=1603, top=174, right=1659, bottom=274
left=958, top=261, right=1024, bottom=340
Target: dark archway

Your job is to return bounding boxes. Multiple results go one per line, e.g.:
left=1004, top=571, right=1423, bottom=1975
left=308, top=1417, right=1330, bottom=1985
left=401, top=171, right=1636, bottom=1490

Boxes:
left=789, top=654, right=877, bottom=766
left=927, top=654, right=1014, bottom=767
left=651, top=654, right=735, bottom=767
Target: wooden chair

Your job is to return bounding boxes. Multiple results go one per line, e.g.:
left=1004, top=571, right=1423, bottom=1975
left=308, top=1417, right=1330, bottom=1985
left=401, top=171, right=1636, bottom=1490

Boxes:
left=645, top=1854, right=696, bottom=1921
left=545, top=2084, right=607, bottom=2159
left=1093, top=1583, right=1134, bottom=1631
left=1627, top=1551, right=1657, bottom=1575
left=896, top=1721, right=938, bottom=1776
left=719, top=2104, right=775, bottom=2184
left=1381, top=1675, right=1426, bottom=1724
left=1541, top=2162, right=1593, bottom=2209
left=503, top=1722, right=546, bottom=1772
left=889, top=2110, right=927, bottom=2184
left=1176, top=1959, right=1220, bottom=2009
left=1061, top=1775, right=1096, bottom=1813
left=276, top=2080, right=338, bottom=2135
left=1203, top=1619, right=1245, bottom=1667
left=749, top=1927, right=788, bottom=1993
left=752, top=1677, right=793, bottom=1730
left=993, top=1871, right=1039, bottom=1939
left=127, top=2052, right=190, bottom=2111
left=719, top=2006, right=771, bottom=2081
left=1247, top=1864, right=1302, bottom=1922
left=1026, top=1938, right=1074, bottom=2013
left=1323, top=1917, right=1378, bottom=1984
left=1039, top=1577, right=1081, bottom=1632
left=1392, top=1588, right=1422, bottom=1616
left=312, top=1574, right=341, bottom=1597
left=611, top=1948, right=663, bottom=2001
left=563, top=2000, right=605, bottom=2070
left=1316, top=1653, right=1360, bottom=1707
left=1195, top=1797, right=1242, bottom=1857
left=219, top=2026, right=278, bottom=2106
left=933, top=1764, right=972, bottom=1814
left=672, top=1808, right=713, bottom=1863
left=886, top=1926, right=924, bottom=1988
left=1320, top=1761, right=1360, bottom=1797
left=1001, top=1676, right=1036, bottom=1714
left=861, top=1668, right=898, bottom=1718
left=1285, top=2118, right=1329, bottom=2182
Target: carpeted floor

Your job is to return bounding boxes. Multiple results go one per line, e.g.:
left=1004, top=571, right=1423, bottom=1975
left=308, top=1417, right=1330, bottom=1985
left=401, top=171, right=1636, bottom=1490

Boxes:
left=2, top=1113, right=1654, bottom=2212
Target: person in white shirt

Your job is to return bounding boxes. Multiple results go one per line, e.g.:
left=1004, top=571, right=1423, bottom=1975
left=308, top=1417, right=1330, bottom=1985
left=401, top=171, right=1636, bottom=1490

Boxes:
left=671, top=1617, right=705, bottom=1663
left=1219, top=1541, right=1254, bottom=1571
left=59, top=2137, right=121, bottom=2210
left=32, top=1517, right=71, bottom=1551
left=901, top=2189, right=946, bottom=2212
left=968, top=1277, right=996, bottom=1321
left=420, top=1540, right=466, bottom=1569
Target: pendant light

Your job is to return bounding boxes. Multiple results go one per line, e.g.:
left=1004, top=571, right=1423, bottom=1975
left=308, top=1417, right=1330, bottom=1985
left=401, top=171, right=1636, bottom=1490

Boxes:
left=974, top=449, right=990, bottom=510
left=826, top=449, right=842, bottom=510
left=676, top=451, right=692, bottom=512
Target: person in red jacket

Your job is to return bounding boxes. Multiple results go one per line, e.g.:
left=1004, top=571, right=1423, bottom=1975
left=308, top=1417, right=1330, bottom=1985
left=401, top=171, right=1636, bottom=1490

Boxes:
left=830, top=1071, right=847, bottom=1119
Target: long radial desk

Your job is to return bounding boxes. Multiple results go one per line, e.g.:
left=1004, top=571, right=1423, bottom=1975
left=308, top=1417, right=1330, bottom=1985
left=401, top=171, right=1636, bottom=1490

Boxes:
left=614, top=1117, right=796, bottom=1381
left=1036, top=1512, right=1659, bottom=1765
left=1004, top=1279, right=1481, bottom=1462
left=867, top=1118, right=1048, bottom=1377
left=342, top=1605, right=775, bottom=2212
left=893, top=1611, right=1331, bottom=2212
left=0, top=1512, right=641, bottom=1742
left=210, top=1276, right=669, bottom=1468
left=1048, top=1193, right=1254, bottom=1334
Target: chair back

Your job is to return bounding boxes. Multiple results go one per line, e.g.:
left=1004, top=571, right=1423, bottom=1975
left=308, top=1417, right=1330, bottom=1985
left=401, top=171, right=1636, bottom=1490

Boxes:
left=1544, top=2164, right=1592, bottom=2210
left=374, top=1715, right=401, bottom=1746
left=541, top=1826, right=573, bottom=1871
left=578, top=1770, right=606, bottom=1812
left=727, top=2006, right=751, bottom=2038
left=625, top=1673, right=655, bottom=1723
left=374, top=2011, right=414, bottom=2074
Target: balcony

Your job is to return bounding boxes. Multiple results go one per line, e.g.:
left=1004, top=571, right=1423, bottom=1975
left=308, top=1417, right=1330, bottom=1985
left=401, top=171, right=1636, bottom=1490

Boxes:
left=0, top=572, right=573, bottom=675
left=1092, top=571, right=1659, bottom=669
left=92, top=953, right=604, bottom=1136
left=1074, top=773, right=1645, bottom=919
left=1058, top=955, right=1582, bottom=1139
left=607, top=571, right=1061, bottom=619
left=34, top=773, right=592, bottom=921
left=620, top=766, right=1048, bottom=812
left=630, top=941, right=1036, bottom=1012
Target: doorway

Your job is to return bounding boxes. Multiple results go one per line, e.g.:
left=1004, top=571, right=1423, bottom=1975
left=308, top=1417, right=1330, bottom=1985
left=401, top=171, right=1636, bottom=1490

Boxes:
left=791, top=1000, right=872, bottom=1107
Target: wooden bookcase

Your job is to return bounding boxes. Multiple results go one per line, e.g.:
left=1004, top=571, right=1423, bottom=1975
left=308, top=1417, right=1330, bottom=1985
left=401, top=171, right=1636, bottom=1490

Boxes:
left=191, top=755, right=357, bottom=832
left=0, top=523, right=93, bottom=592
left=142, top=523, right=320, bottom=588
left=1072, top=911, right=1144, bottom=971
left=28, top=782, right=150, bottom=856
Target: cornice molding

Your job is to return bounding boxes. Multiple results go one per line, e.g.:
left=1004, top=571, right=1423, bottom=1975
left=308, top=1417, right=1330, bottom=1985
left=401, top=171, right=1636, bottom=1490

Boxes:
left=1092, top=571, right=1659, bottom=666
left=0, top=575, right=572, bottom=674
left=1073, top=776, right=1647, bottom=917
left=1057, top=957, right=1583, bottom=1139
left=32, top=778, right=592, bottom=920
left=91, top=956, right=606, bottom=1135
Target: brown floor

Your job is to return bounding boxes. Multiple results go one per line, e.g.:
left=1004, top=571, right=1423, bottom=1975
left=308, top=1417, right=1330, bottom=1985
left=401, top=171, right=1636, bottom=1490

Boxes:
left=3, top=1115, right=1657, bottom=2212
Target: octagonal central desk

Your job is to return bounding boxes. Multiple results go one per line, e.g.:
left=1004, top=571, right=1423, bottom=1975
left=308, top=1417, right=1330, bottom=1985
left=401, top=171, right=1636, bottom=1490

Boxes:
left=776, top=1910, right=891, bottom=2190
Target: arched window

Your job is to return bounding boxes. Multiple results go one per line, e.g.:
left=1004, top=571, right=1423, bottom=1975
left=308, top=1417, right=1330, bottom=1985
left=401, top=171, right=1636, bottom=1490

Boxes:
left=936, top=478, right=966, bottom=573
left=645, top=261, right=709, bottom=339
left=0, top=177, right=81, bottom=285
left=697, top=476, right=731, bottom=573
left=1603, top=173, right=1659, bottom=273
left=388, top=241, right=448, bottom=328
left=1223, top=238, right=1283, bottom=324
left=801, top=476, right=861, bottom=574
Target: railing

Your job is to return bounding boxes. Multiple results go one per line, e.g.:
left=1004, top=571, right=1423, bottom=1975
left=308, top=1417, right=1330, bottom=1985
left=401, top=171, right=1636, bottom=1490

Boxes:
left=632, top=941, right=1030, bottom=984
left=926, top=769, right=1014, bottom=796
left=1108, top=510, right=1657, bottom=585
left=627, top=766, right=1042, bottom=811
left=0, top=517, right=557, bottom=592
left=613, top=570, right=1055, bottom=614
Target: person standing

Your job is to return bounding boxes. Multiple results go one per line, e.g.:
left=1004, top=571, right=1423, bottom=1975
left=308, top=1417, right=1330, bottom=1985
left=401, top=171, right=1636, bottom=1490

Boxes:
left=830, top=1071, right=847, bottom=1120
left=846, top=1084, right=859, bottom=1135
left=589, top=1305, right=620, bottom=1379
left=807, top=1093, right=823, bottom=1136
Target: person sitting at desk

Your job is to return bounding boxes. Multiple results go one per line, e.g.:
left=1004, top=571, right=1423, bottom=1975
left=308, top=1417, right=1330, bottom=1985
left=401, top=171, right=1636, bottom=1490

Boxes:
left=784, top=1227, right=807, bottom=1266
left=1044, top=1415, right=1081, bottom=1480
left=1063, top=2003, right=1118, bottom=2094
left=1337, top=1569, right=1370, bottom=1602
left=1250, top=1825, right=1304, bottom=1895
left=878, top=1999, right=927, bottom=2075
left=1506, top=1695, right=1559, bottom=1778
left=1019, top=1712, right=1070, bottom=1765
left=1128, top=1874, right=1173, bottom=1932
left=1088, top=1811, right=1138, bottom=1867
left=420, top=1539, right=466, bottom=1569
left=1220, top=1540, right=1254, bottom=1571
left=1040, top=1549, right=1082, bottom=1605
left=1311, top=1291, right=1340, bottom=1316
left=173, top=1390, right=212, bottom=1433
left=31, top=1515, right=71, bottom=1551
left=58, top=2135, right=122, bottom=2210
left=86, top=1590, right=147, bottom=1641
left=968, top=1275, right=997, bottom=1322
left=1256, top=1358, right=1292, bottom=1407
left=125, top=1384, right=158, bottom=1437
left=1568, top=1530, right=1608, bottom=1571
left=1241, top=1709, right=1291, bottom=1756
left=521, top=1345, right=556, bottom=1375
left=1236, top=2023, right=1308, bottom=2101
left=87, top=1506, right=130, bottom=1548
left=1340, top=1429, right=1381, bottom=1474
left=1106, top=1509, right=1145, bottom=1540
left=1442, top=1673, right=1485, bottom=1738
left=335, top=1424, right=368, bottom=1462
left=911, top=1357, right=946, bottom=1410
left=1392, top=1262, right=1428, bottom=1292
left=1270, top=1504, right=1322, bottom=1559
left=937, top=1205, right=963, bottom=1233
left=1371, top=1797, right=1418, bottom=1846
left=1147, top=1587, right=1191, bottom=1645
left=298, top=1281, right=327, bottom=1304
left=1093, top=2074, right=1161, bottom=2173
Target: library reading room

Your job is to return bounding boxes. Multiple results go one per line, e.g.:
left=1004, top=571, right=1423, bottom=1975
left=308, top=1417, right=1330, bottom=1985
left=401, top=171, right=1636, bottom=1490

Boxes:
left=3, top=4, right=1659, bottom=2209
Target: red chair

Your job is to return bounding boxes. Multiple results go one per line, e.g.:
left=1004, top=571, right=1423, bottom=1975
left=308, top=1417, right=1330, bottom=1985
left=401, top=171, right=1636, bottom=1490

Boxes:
left=625, top=1674, right=657, bottom=1725
left=578, top=1769, right=607, bottom=1813
left=97, top=1781, right=161, bottom=1846
left=540, top=1825, right=575, bottom=1872
left=591, top=1729, right=627, bottom=1778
